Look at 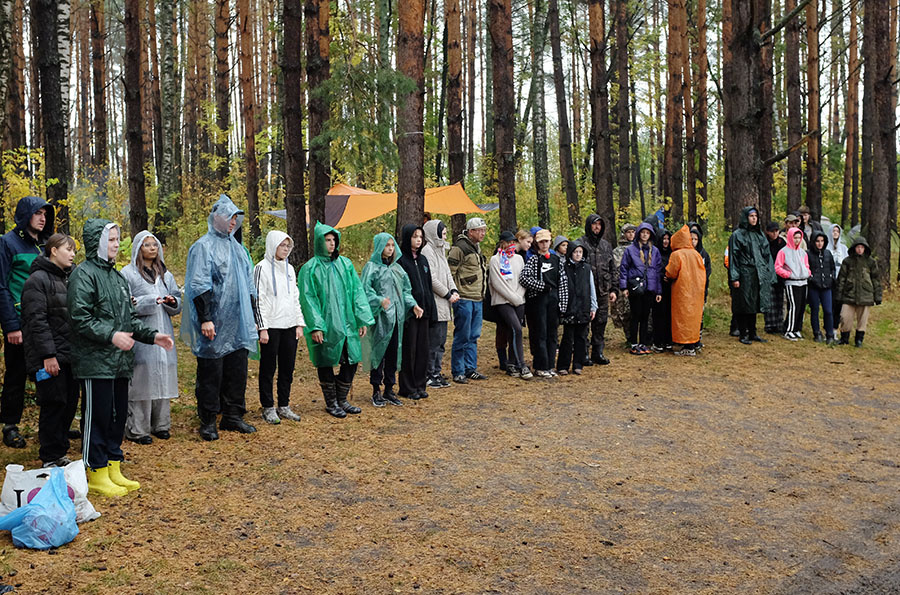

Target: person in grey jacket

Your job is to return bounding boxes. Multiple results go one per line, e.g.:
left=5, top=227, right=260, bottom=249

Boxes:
left=421, top=219, right=459, bottom=389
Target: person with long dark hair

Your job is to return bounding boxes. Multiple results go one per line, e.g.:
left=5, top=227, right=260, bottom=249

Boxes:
left=619, top=223, right=662, bottom=355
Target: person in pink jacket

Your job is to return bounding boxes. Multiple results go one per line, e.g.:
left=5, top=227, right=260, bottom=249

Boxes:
left=774, top=228, right=811, bottom=341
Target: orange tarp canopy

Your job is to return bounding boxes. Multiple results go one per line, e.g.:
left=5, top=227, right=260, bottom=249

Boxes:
left=324, top=182, right=489, bottom=229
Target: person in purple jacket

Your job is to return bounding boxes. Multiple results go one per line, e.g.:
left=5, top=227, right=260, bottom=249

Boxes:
left=619, top=222, right=662, bottom=355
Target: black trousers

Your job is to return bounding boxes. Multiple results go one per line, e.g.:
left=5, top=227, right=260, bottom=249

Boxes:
left=784, top=284, right=807, bottom=334
left=495, top=304, right=525, bottom=369
left=195, top=349, right=249, bottom=423
left=652, top=285, right=672, bottom=347
left=317, top=343, right=358, bottom=384
left=399, top=317, right=430, bottom=396
left=1, top=339, right=26, bottom=425
left=558, top=322, right=589, bottom=372
left=525, top=292, right=559, bottom=371
left=81, top=377, right=128, bottom=470
left=37, top=363, right=79, bottom=464
left=628, top=292, right=655, bottom=346
left=739, top=312, right=759, bottom=337
left=371, top=326, right=399, bottom=390
left=258, top=327, right=299, bottom=408
left=589, top=303, right=609, bottom=358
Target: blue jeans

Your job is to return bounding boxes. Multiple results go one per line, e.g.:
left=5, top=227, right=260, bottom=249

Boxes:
left=451, top=299, right=483, bottom=377
left=808, top=286, right=834, bottom=338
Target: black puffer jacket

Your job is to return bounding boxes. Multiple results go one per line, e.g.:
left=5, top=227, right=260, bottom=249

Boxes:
left=807, top=231, right=836, bottom=290
left=21, top=255, right=72, bottom=374
left=577, top=214, right=614, bottom=295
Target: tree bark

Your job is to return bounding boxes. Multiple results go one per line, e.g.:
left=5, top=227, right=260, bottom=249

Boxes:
left=124, top=0, right=148, bottom=235
left=283, top=0, right=308, bottom=264
left=531, top=0, right=550, bottom=229
left=306, top=0, right=330, bottom=243
left=589, top=0, right=614, bottom=240
left=664, top=0, right=685, bottom=223
left=237, top=0, right=260, bottom=240
left=447, top=0, right=464, bottom=187
left=693, top=0, right=709, bottom=221
left=756, top=0, right=773, bottom=223
left=549, top=0, right=580, bottom=225
left=785, top=0, right=801, bottom=215
left=214, top=0, right=230, bottom=181
left=613, top=0, right=629, bottom=216
left=396, top=0, right=426, bottom=231
left=805, top=0, right=821, bottom=218
left=683, top=6, right=696, bottom=224
left=841, top=0, right=859, bottom=228
left=489, top=0, right=516, bottom=231
left=89, top=0, right=107, bottom=172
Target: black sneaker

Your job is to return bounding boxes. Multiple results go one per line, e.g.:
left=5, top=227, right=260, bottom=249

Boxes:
left=426, top=376, right=444, bottom=389
left=466, top=370, right=487, bottom=381
left=453, top=375, right=469, bottom=384
left=383, top=388, right=403, bottom=406
left=506, top=365, right=521, bottom=378
left=372, top=389, right=387, bottom=407
left=439, top=375, right=451, bottom=388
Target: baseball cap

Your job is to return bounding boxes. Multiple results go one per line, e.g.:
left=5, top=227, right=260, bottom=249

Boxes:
left=466, top=217, right=487, bottom=231
left=534, top=229, right=552, bottom=243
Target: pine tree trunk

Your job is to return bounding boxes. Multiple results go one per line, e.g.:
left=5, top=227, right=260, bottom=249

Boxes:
left=214, top=0, right=230, bottom=181
left=396, top=0, right=425, bottom=231
left=860, top=1, right=873, bottom=227
left=785, top=0, right=801, bottom=215
left=864, top=0, right=894, bottom=283
left=756, top=0, right=773, bottom=223
left=548, top=0, right=579, bottom=225
left=588, top=0, right=613, bottom=240
left=375, top=0, right=391, bottom=184
left=693, top=0, right=709, bottom=221
left=489, top=0, right=516, bottom=231
left=0, top=1, right=12, bottom=160
left=664, top=0, right=685, bottom=223
left=434, top=23, right=448, bottom=184
left=146, top=0, right=163, bottom=183
left=722, top=0, right=733, bottom=224
left=76, top=1, right=90, bottom=178
left=447, top=0, right=466, bottom=237
left=89, top=0, right=107, bottom=172
left=841, top=0, right=858, bottom=228
left=805, top=0, right=821, bottom=218
left=531, top=0, right=550, bottom=229
left=185, top=0, right=200, bottom=174
left=467, top=0, right=477, bottom=177
left=124, top=0, right=148, bottom=235
left=682, top=6, right=696, bottom=224
left=306, top=0, right=330, bottom=241
left=282, top=0, right=308, bottom=264
left=237, top=0, right=260, bottom=239
left=155, top=0, right=180, bottom=236
left=613, top=0, right=629, bottom=215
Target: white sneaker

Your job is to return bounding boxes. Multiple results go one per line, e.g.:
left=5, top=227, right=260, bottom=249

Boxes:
left=276, top=406, right=301, bottom=422
left=262, top=407, right=281, bottom=424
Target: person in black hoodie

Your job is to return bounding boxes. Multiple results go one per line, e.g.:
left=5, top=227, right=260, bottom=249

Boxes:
left=520, top=229, right=568, bottom=378
left=397, top=224, right=437, bottom=400
left=21, top=234, right=78, bottom=468
left=556, top=241, right=596, bottom=375
left=807, top=231, right=836, bottom=344
left=651, top=229, right=673, bottom=352
left=576, top=214, right=616, bottom=365
left=763, top=221, right=787, bottom=334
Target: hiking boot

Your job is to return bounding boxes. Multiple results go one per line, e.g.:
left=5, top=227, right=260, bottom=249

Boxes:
left=262, top=407, right=281, bottom=425
left=276, top=406, right=301, bottom=422
left=371, top=388, right=387, bottom=407
left=2, top=425, right=25, bottom=449
left=466, top=370, right=488, bottom=381
left=855, top=331, right=865, bottom=348
left=383, top=388, right=403, bottom=406
left=220, top=416, right=257, bottom=433
left=336, top=381, right=361, bottom=414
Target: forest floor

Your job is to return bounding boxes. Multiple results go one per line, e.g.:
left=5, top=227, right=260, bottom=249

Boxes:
left=1, top=295, right=899, bottom=594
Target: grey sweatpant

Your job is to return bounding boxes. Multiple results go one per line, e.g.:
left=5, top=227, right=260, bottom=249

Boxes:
left=126, top=399, right=172, bottom=439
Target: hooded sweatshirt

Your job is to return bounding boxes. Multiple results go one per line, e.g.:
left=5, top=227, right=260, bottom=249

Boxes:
left=577, top=213, right=615, bottom=295
left=397, top=224, right=437, bottom=322
left=619, top=222, right=663, bottom=295
left=298, top=222, right=375, bottom=368
left=836, top=236, right=882, bottom=306
left=552, top=236, right=569, bottom=255
left=560, top=241, right=597, bottom=324
left=121, top=230, right=183, bottom=400
left=775, top=228, right=811, bottom=286
left=253, top=230, right=305, bottom=331
left=807, top=231, right=836, bottom=290
left=489, top=241, right=526, bottom=307
left=420, top=219, right=458, bottom=322
left=827, top=224, right=849, bottom=279
left=182, top=195, right=259, bottom=359
left=360, top=233, right=418, bottom=371
left=67, top=219, right=158, bottom=379
left=0, top=196, right=55, bottom=332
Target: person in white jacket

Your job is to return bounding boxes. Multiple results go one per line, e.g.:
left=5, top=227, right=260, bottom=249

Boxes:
left=253, top=231, right=305, bottom=424
left=421, top=219, right=459, bottom=389
left=489, top=231, right=532, bottom=379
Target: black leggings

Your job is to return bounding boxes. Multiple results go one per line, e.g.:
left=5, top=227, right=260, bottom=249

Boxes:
left=495, top=303, right=525, bottom=369
left=628, top=292, right=655, bottom=346
left=258, top=327, right=299, bottom=408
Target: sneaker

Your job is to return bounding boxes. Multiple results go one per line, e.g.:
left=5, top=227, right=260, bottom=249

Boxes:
left=466, top=370, right=488, bottom=381
left=794, top=332, right=803, bottom=340
left=452, top=375, right=469, bottom=384
left=506, top=365, right=521, bottom=378
left=640, top=345, right=653, bottom=355
left=651, top=344, right=665, bottom=353
left=783, top=332, right=798, bottom=342
left=262, top=407, right=281, bottom=425
left=557, top=369, right=569, bottom=376
left=535, top=369, right=553, bottom=378
left=629, top=345, right=642, bottom=356
left=383, top=388, right=403, bottom=406
left=426, top=377, right=444, bottom=389
left=572, top=368, right=583, bottom=375
left=519, top=366, right=534, bottom=379
left=439, top=375, right=451, bottom=388
left=276, top=406, right=301, bottom=421
left=676, top=347, right=697, bottom=356
left=42, top=456, right=73, bottom=468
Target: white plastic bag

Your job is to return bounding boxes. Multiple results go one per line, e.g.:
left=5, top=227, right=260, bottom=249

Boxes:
left=0, top=461, right=100, bottom=523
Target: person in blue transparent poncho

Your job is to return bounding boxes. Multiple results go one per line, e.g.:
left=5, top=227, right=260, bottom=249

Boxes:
left=182, top=195, right=259, bottom=441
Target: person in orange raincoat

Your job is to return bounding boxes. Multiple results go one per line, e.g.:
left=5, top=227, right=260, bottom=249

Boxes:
left=665, top=225, right=706, bottom=356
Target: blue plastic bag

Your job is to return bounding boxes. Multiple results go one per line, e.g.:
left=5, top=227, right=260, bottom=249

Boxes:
left=0, top=468, right=78, bottom=549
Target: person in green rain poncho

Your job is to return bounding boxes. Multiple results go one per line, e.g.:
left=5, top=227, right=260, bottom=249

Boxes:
left=360, top=233, right=422, bottom=408
left=298, top=223, right=375, bottom=418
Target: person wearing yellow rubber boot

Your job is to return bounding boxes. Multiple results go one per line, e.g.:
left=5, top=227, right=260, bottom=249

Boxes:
left=68, top=219, right=174, bottom=496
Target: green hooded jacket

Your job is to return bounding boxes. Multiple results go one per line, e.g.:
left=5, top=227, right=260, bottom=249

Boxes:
left=360, top=233, right=418, bottom=372
left=67, top=219, right=158, bottom=379
left=298, top=222, right=375, bottom=368
left=727, top=207, right=775, bottom=314
left=836, top=236, right=882, bottom=306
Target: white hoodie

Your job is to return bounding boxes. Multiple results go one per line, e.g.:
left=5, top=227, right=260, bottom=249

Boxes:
left=253, top=230, right=305, bottom=330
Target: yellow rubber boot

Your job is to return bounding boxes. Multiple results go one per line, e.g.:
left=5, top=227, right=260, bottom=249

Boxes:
left=86, top=466, right=128, bottom=497
left=107, top=460, right=140, bottom=492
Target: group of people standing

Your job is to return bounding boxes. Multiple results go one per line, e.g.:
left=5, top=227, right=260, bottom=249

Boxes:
left=729, top=205, right=881, bottom=347
left=0, top=193, right=885, bottom=499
